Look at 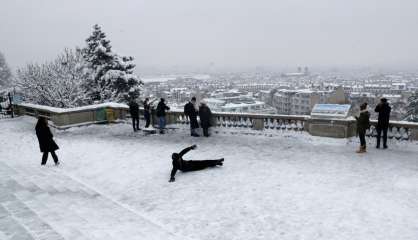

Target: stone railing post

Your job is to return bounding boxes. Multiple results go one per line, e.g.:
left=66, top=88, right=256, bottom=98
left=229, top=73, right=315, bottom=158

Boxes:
left=252, top=118, right=264, bottom=130
left=307, top=118, right=356, bottom=138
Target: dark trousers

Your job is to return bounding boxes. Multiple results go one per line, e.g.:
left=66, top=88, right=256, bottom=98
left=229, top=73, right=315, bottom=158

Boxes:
left=189, top=116, right=199, bottom=135
left=42, top=151, right=58, bottom=165
left=144, top=112, right=150, bottom=128
left=359, top=131, right=366, bottom=147
left=376, top=127, right=388, bottom=148
left=182, top=159, right=223, bottom=172
left=202, top=127, right=209, bottom=137
left=132, top=117, right=139, bottom=131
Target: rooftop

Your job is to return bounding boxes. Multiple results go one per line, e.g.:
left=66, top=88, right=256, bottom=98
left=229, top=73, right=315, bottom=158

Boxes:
left=0, top=117, right=417, bottom=240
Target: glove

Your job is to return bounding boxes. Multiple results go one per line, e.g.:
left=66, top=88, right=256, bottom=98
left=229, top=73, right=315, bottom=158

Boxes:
left=169, top=178, right=175, bottom=182
left=191, top=144, right=197, bottom=149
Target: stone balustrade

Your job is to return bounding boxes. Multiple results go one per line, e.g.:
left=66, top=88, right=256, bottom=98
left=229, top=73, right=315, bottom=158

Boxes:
left=12, top=103, right=418, bottom=140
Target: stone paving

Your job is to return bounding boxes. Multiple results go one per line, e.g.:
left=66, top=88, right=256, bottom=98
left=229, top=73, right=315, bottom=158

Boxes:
left=0, top=162, right=183, bottom=240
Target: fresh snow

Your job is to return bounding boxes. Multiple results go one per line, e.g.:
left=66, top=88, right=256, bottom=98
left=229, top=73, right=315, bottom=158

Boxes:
left=18, top=102, right=129, bottom=113
left=1, top=117, right=418, bottom=240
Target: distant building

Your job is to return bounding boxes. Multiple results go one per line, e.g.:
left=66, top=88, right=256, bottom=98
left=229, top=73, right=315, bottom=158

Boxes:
left=272, top=87, right=346, bottom=115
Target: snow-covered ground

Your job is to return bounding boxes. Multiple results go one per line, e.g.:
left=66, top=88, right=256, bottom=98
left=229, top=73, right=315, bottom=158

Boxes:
left=1, top=117, right=418, bottom=240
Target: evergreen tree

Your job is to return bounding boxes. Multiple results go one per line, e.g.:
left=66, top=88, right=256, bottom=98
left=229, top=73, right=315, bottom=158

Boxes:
left=406, top=91, right=418, bottom=122
left=81, top=24, right=142, bottom=103
left=0, top=51, right=12, bottom=87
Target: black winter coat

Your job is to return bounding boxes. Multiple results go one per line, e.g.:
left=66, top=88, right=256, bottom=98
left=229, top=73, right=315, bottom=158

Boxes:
left=184, top=102, right=199, bottom=128
left=184, top=102, right=198, bottom=117
left=129, top=101, right=139, bottom=118
left=199, top=105, right=212, bottom=128
left=156, top=101, right=170, bottom=117
left=35, top=124, right=59, bottom=153
left=356, top=110, right=370, bottom=133
left=375, top=103, right=391, bottom=129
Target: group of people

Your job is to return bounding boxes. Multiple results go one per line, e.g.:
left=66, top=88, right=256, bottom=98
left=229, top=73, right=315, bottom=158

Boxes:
left=129, top=97, right=172, bottom=134
left=128, top=97, right=154, bottom=132
left=184, top=97, right=212, bottom=137
left=34, top=97, right=393, bottom=181
left=128, top=96, right=213, bottom=136
left=355, top=97, right=392, bottom=153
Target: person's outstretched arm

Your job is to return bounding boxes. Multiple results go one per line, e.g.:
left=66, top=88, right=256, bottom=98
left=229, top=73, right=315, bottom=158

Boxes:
left=169, top=167, right=177, bottom=182
left=178, top=145, right=197, bottom=158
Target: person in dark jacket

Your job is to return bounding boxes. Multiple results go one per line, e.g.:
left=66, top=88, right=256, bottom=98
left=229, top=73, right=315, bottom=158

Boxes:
left=143, top=98, right=151, bottom=128
left=199, top=101, right=212, bottom=137
left=184, top=97, right=199, bottom=137
left=375, top=98, right=391, bottom=149
left=169, top=145, right=224, bottom=182
left=156, top=98, right=170, bottom=134
left=35, top=117, right=60, bottom=165
left=355, top=103, right=370, bottom=153
left=129, top=99, right=140, bottom=132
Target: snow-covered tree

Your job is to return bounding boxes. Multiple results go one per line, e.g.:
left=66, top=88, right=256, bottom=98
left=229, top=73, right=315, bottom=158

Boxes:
left=81, top=24, right=142, bottom=103
left=405, top=91, right=418, bottom=122
left=16, top=49, right=87, bottom=107
left=0, top=51, right=12, bottom=87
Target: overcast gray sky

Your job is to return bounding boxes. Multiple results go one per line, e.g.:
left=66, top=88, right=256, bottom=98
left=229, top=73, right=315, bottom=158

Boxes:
left=1, top=0, right=417, bottom=71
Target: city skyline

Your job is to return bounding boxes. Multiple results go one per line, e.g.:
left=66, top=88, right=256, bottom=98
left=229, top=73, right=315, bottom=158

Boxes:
left=1, top=0, right=418, bottom=71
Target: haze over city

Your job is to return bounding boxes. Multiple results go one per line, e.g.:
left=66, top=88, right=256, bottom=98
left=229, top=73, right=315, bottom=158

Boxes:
left=1, top=0, right=418, bottom=71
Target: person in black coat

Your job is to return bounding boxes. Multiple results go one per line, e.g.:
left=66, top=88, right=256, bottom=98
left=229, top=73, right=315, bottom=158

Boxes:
left=355, top=103, right=370, bottom=153
left=35, top=117, right=60, bottom=165
left=184, top=97, right=199, bottom=137
left=375, top=98, right=391, bottom=149
left=156, top=98, right=170, bottom=134
left=199, top=101, right=212, bottom=137
left=169, top=145, right=224, bottom=182
left=143, top=98, right=151, bottom=128
left=129, top=99, right=140, bottom=132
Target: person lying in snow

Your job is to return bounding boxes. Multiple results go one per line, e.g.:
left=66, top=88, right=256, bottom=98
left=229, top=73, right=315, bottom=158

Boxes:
left=169, top=145, right=224, bottom=182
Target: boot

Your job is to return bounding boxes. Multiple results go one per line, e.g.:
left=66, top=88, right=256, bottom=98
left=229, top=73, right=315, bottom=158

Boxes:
left=217, top=158, right=224, bottom=166
left=356, top=146, right=366, bottom=153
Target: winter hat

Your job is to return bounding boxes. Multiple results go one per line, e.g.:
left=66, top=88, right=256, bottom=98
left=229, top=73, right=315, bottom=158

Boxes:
left=360, top=103, right=368, bottom=110
left=172, top=153, right=180, bottom=161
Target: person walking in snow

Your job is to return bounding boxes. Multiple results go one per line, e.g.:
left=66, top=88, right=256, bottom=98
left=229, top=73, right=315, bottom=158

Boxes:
left=355, top=103, right=370, bottom=153
left=156, top=98, right=170, bottom=134
left=169, top=145, right=224, bottom=182
left=143, top=98, right=151, bottom=128
left=375, top=98, right=391, bottom=149
left=184, top=97, right=199, bottom=137
left=199, top=101, right=212, bottom=137
left=35, top=116, right=60, bottom=166
left=129, top=99, right=140, bottom=132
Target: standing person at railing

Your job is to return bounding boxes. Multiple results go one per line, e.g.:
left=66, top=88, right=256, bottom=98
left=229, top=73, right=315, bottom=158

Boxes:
left=129, top=99, right=140, bottom=132
left=35, top=116, right=60, bottom=166
left=156, top=98, right=170, bottom=134
left=199, top=101, right=212, bottom=137
left=355, top=103, right=370, bottom=153
left=169, top=145, right=224, bottom=182
left=184, top=97, right=200, bottom=137
left=375, top=98, right=391, bottom=149
left=143, top=98, right=151, bottom=128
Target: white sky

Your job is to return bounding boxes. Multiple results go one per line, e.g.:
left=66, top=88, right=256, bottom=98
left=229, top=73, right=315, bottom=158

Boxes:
left=1, top=0, right=417, bottom=71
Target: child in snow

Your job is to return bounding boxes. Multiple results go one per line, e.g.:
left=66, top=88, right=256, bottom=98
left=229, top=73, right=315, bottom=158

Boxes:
left=35, top=116, right=60, bottom=165
left=169, top=145, right=224, bottom=182
left=355, top=103, right=370, bottom=153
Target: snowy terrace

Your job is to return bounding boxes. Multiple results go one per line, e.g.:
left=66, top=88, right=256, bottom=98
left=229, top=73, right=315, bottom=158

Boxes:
left=0, top=116, right=417, bottom=240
